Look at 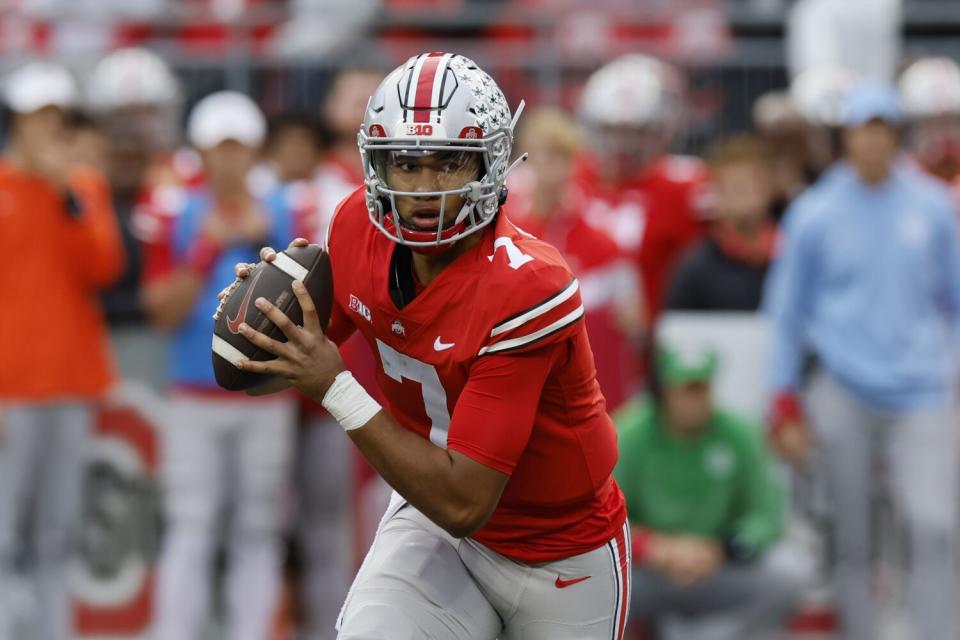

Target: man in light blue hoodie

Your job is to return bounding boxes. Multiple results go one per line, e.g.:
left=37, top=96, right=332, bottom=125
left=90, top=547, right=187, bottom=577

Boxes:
left=764, top=82, right=960, bottom=640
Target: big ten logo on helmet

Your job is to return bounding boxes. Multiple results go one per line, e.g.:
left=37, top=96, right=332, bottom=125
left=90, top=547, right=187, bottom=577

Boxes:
left=403, top=124, right=442, bottom=136
left=349, top=294, right=372, bottom=322
left=75, top=398, right=162, bottom=637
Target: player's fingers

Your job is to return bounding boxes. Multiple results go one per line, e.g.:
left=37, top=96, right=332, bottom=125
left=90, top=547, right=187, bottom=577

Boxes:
left=234, top=262, right=252, bottom=278
left=235, top=357, right=294, bottom=378
left=238, top=322, right=291, bottom=357
left=291, top=280, right=321, bottom=334
left=260, top=246, right=277, bottom=262
left=288, top=237, right=309, bottom=249
left=254, top=297, right=305, bottom=345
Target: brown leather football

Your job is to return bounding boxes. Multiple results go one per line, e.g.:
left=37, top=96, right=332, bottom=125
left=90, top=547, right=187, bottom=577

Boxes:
left=212, top=244, right=332, bottom=391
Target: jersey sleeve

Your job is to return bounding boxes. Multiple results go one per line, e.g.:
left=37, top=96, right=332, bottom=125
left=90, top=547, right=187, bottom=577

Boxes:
left=479, top=262, right=585, bottom=356
left=446, top=341, right=564, bottom=474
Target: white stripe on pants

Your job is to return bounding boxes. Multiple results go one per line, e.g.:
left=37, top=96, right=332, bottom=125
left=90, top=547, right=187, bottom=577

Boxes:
left=0, top=402, right=92, bottom=640
left=806, top=371, right=959, bottom=640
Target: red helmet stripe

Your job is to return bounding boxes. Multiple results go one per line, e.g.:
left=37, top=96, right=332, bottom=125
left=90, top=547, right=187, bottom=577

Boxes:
left=413, top=53, right=444, bottom=123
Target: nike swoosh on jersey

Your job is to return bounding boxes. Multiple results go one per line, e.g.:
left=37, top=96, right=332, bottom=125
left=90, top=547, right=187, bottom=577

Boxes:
left=226, top=269, right=265, bottom=334
left=434, top=337, right=455, bottom=351
left=554, top=575, right=591, bottom=589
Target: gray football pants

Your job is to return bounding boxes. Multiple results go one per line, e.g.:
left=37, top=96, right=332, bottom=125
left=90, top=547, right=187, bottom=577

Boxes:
left=806, top=372, right=959, bottom=640
left=0, top=403, right=93, bottom=640
left=337, top=497, right=632, bottom=640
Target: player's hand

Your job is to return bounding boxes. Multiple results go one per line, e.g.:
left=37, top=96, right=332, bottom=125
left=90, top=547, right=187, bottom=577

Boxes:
left=233, top=278, right=345, bottom=402
left=217, top=238, right=310, bottom=300
left=771, top=420, right=813, bottom=467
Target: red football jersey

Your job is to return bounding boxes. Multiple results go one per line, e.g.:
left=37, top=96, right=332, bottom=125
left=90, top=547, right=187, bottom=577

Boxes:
left=325, top=187, right=627, bottom=563
left=575, top=153, right=712, bottom=319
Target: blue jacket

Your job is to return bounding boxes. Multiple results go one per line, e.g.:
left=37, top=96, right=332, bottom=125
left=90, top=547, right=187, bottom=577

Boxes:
left=763, top=160, right=960, bottom=410
left=170, top=187, right=295, bottom=388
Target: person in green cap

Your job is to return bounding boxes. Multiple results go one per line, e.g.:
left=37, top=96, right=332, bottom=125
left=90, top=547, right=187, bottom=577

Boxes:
left=615, top=340, right=807, bottom=639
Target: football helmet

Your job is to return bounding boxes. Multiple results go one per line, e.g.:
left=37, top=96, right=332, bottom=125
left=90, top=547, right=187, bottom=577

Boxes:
left=578, top=54, right=685, bottom=174
left=579, top=54, right=683, bottom=130
left=900, top=57, right=960, bottom=119
left=87, top=47, right=181, bottom=112
left=358, top=53, right=524, bottom=251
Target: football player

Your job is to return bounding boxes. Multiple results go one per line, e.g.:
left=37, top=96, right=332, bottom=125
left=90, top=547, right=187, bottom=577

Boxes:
left=576, top=54, right=710, bottom=321
left=900, top=57, right=960, bottom=188
left=231, top=53, right=631, bottom=639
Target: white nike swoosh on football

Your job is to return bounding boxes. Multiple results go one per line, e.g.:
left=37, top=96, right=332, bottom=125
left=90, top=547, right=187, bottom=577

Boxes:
left=434, top=337, right=455, bottom=351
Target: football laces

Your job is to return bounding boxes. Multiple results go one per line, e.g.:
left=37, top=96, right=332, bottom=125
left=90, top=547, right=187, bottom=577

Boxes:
left=212, top=277, right=244, bottom=321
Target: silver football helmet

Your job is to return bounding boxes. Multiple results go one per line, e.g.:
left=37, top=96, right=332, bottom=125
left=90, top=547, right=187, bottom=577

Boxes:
left=358, top=53, right=524, bottom=250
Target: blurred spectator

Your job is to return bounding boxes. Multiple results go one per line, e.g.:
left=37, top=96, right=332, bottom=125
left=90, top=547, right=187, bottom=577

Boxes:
left=67, top=111, right=110, bottom=175
left=615, top=341, right=804, bottom=639
left=666, top=134, right=776, bottom=312
left=752, top=91, right=811, bottom=221
left=765, top=83, right=960, bottom=640
left=267, top=113, right=323, bottom=185
left=576, top=53, right=709, bottom=323
left=295, top=64, right=386, bottom=640
left=0, top=62, right=124, bottom=640
left=899, top=57, right=960, bottom=187
left=88, top=47, right=188, bottom=392
left=141, top=92, right=297, bottom=640
left=248, top=113, right=323, bottom=197
left=508, top=107, right=643, bottom=411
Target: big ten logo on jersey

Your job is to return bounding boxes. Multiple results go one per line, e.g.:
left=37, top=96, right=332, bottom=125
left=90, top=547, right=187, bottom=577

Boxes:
left=349, top=294, right=373, bottom=322
left=75, top=388, right=162, bottom=638
left=488, top=237, right=534, bottom=270
left=392, top=320, right=406, bottom=336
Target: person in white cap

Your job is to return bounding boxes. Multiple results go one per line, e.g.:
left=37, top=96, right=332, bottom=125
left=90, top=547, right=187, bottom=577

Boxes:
left=87, top=48, right=188, bottom=392
left=0, top=61, right=125, bottom=640
left=141, top=91, right=298, bottom=640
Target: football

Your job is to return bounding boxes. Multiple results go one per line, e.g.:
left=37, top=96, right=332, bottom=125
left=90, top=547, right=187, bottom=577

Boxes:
left=211, top=244, right=333, bottom=391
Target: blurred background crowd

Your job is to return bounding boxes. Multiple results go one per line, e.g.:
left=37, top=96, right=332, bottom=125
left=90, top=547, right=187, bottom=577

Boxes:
left=2, top=0, right=960, bottom=639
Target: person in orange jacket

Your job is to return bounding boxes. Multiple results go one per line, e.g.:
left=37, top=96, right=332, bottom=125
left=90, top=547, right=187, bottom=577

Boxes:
left=0, top=62, right=124, bottom=640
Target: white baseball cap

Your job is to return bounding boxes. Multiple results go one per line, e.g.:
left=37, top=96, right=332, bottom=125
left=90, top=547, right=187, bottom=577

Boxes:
left=188, top=91, right=267, bottom=149
left=5, top=62, right=78, bottom=114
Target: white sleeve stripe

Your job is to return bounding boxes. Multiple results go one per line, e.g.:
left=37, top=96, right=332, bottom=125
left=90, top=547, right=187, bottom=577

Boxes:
left=272, top=252, right=309, bottom=281
left=212, top=334, right=248, bottom=367
left=478, top=305, right=584, bottom=355
left=490, top=279, right=579, bottom=337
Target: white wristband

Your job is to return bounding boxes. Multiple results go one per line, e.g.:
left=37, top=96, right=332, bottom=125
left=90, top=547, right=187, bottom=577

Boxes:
left=322, top=371, right=382, bottom=431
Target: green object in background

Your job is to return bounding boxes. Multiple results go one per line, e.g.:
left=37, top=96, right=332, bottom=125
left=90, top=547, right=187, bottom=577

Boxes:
left=614, top=399, right=785, bottom=559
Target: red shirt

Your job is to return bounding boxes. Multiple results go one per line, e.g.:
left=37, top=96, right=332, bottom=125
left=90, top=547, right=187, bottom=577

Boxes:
left=507, top=175, right=642, bottom=412
left=325, top=187, right=626, bottom=563
left=575, top=153, right=711, bottom=318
